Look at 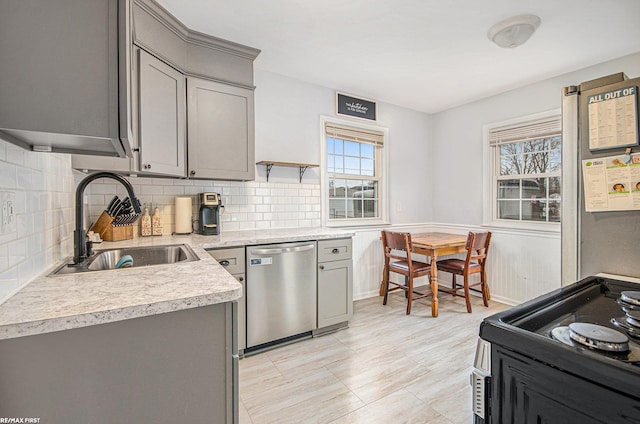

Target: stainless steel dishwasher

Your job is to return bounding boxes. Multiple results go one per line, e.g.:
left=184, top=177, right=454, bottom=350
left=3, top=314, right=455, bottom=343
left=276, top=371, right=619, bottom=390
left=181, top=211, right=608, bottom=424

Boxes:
left=246, top=241, right=317, bottom=349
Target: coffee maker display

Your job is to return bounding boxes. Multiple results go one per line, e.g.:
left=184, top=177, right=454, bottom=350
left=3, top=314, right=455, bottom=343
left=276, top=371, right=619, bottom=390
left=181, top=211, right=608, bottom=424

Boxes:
left=198, top=192, right=221, bottom=235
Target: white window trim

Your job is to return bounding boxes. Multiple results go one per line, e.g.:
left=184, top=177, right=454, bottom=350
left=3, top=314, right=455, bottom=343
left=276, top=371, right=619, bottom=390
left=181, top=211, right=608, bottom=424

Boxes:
left=320, top=115, right=389, bottom=228
left=482, top=108, right=561, bottom=232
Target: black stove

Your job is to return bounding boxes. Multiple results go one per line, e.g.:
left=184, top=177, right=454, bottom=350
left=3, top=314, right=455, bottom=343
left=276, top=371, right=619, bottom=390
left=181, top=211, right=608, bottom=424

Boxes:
left=472, top=275, right=640, bottom=424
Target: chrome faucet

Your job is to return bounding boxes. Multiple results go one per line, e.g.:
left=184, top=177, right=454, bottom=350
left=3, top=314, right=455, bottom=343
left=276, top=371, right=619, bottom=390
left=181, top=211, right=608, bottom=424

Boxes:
left=74, top=172, right=142, bottom=264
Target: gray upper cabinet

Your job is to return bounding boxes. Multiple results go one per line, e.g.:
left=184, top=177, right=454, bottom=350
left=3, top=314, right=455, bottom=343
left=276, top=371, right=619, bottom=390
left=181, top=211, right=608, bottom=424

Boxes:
left=73, top=0, right=259, bottom=181
left=138, top=50, right=186, bottom=176
left=0, top=0, right=133, bottom=157
left=187, top=79, right=255, bottom=181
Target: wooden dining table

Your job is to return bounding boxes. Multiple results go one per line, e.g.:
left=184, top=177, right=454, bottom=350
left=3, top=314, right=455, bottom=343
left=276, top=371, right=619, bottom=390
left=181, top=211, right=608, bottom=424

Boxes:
left=380, top=232, right=468, bottom=317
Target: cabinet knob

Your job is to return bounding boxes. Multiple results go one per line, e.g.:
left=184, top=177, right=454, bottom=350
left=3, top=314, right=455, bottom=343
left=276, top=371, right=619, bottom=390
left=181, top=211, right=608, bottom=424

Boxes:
left=143, top=164, right=151, bottom=169
left=319, top=265, right=325, bottom=270
left=220, top=260, right=230, bottom=266
left=238, top=277, right=244, bottom=282
left=190, top=170, right=196, bottom=176
left=332, top=248, right=339, bottom=254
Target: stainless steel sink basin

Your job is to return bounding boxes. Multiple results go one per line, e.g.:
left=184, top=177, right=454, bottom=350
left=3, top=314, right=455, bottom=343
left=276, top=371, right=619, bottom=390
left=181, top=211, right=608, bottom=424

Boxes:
left=50, top=244, right=199, bottom=276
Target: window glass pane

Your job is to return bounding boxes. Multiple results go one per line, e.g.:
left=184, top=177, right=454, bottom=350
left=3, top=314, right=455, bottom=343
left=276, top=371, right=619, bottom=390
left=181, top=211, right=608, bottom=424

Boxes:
left=361, top=143, right=374, bottom=158
left=333, top=156, right=344, bottom=174
left=500, top=143, right=522, bottom=155
left=329, top=199, right=346, bottom=219
left=327, top=155, right=335, bottom=173
left=498, top=179, right=521, bottom=199
left=523, top=199, right=546, bottom=221
left=522, top=138, right=546, bottom=153
left=361, top=158, right=374, bottom=176
left=497, top=200, right=520, bottom=220
left=347, top=179, right=364, bottom=196
left=344, top=141, right=359, bottom=156
left=328, top=178, right=347, bottom=197
left=333, top=138, right=343, bottom=155
left=500, top=155, right=523, bottom=176
left=526, top=178, right=545, bottom=199
left=548, top=150, right=561, bottom=172
left=549, top=177, right=561, bottom=196
left=344, top=157, right=360, bottom=175
left=362, top=200, right=377, bottom=217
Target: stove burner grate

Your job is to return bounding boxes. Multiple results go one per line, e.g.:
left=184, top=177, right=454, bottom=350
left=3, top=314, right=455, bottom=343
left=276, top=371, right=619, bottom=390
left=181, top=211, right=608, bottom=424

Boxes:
left=620, top=291, right=640, bottom=306
left=551, top=324, right=640, bottom=363
left=568, top=323, right=629, bottom=352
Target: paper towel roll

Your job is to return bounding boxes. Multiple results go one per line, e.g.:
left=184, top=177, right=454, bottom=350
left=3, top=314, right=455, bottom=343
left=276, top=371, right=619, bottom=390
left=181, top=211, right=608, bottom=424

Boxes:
left=174, top=197, right=193, bottom=234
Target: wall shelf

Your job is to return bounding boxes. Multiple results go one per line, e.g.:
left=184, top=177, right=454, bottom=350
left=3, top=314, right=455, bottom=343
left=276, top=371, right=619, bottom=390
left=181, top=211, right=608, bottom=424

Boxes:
left=256, top=161, right=319, bottom=183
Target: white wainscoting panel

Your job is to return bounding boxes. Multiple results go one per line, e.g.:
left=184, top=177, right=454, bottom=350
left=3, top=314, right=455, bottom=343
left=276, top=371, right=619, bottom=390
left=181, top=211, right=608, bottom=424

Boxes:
left=351, top=224, right=561, bottom=306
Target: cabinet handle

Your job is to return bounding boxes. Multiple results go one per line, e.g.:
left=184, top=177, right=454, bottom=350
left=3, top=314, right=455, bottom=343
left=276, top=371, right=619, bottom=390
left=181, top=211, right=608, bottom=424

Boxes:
left=143, top=164, right=151, bottom=169
left=219, top=260, right=230, bottom=266
left=238, top=277, right=244, bottom=282
left=319, top=265, right=325, bottom=270
left=190, top=170, right=196, bottom=176
left=332, top=248, right=339, bottom=254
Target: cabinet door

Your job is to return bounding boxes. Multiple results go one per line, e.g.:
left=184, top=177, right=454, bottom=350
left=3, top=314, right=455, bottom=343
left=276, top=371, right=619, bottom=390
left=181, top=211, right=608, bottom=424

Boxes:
left=187, top=78, right=255, bottom=181
left=318, top=259, right=353, bottom=328
left=138, top=50, right=186, bottom=176
left=0, top=0, right=132, bottom=157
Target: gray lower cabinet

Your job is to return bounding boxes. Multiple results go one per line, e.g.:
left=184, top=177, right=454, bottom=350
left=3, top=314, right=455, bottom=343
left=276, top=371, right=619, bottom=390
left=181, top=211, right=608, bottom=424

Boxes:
left=187, top=78, right=256, bottom=181
left=138, top=49, right=186, bottom=176
left=207, top=247, right=247, bottom=353
left=317, top=238, right=353, bottom=328
left=0, top=303, right=238, bottom=423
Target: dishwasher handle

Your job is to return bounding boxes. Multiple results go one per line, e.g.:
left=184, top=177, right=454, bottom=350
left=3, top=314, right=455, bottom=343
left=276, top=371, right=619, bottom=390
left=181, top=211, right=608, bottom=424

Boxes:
left=250, top=244, right=315, bottom=255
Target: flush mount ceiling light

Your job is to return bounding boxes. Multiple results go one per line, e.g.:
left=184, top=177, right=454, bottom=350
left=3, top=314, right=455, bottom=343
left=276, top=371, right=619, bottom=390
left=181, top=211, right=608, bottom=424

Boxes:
left=488, top=14, right=541, bottom=48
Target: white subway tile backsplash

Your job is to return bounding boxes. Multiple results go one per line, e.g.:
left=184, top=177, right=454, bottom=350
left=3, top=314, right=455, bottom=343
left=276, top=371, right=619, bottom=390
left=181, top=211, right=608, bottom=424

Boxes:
left=0, top=140, right=74, bottom=303
left=5, top=146, right=25, bottom=166
left=82, top=173, right=322, bottom=237
left=163, top=186, right=185, bottom=195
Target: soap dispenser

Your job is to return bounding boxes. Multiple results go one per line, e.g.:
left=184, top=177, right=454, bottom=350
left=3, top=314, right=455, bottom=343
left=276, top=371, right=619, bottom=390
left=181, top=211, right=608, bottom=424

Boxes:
left=140, top=204, right=151, bottom=237
left=152, top=205, right=163, bottom=236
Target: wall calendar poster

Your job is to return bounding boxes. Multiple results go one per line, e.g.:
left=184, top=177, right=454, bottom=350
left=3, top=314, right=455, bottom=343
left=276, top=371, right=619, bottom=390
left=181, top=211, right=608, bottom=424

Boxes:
left=587, top=85, right=639, bottom=150
left=582, top=153, right=640, bottom=212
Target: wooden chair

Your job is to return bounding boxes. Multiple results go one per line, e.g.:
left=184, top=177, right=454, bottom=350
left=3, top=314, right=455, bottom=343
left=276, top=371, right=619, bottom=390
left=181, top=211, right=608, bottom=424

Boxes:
left=436, top=231, right=491, bottom=313
left=381, top=230, right=432, bottom=315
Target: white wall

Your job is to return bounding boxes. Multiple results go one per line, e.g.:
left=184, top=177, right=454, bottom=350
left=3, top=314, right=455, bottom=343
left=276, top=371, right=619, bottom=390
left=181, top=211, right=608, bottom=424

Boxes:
left=431, top=52, right=640, bottom=225
left=254, top=70, right=434, bottom=224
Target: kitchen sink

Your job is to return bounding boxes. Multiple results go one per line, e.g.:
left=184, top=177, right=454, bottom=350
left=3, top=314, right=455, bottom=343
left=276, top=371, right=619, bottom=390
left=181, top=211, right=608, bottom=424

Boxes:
left=50, top=244, right=199, bottom=276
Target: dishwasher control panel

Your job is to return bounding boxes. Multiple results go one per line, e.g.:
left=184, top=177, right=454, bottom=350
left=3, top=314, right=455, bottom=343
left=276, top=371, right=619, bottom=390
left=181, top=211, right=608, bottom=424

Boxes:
left=249, top=258, right=272, bottom=266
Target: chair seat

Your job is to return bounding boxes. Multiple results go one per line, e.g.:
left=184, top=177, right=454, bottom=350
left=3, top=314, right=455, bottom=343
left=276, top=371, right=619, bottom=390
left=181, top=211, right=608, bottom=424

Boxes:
left=389, top=260, right=431, bottom=274
left=436, top=258, right=480, bottom=274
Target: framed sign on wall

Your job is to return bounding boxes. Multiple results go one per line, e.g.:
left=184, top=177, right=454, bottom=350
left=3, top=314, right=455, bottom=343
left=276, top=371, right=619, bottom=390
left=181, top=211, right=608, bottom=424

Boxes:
left=336, top=92, right=376, bottom=121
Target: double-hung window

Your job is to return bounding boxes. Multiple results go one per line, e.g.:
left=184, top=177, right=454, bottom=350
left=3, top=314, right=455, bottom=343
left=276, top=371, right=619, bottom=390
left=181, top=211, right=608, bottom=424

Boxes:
left=321, top=118, right=387, bottom=227
left=486, top=112, right=562, bottom=226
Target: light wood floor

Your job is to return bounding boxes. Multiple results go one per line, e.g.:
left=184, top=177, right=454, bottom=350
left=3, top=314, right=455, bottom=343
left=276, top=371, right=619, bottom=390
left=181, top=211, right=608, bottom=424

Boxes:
left=239, top=290, right=508, bottom=424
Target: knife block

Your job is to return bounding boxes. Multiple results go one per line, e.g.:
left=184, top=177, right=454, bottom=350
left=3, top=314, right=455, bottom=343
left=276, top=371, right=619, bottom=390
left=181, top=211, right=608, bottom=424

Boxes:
left=90, top=211, right=134, bottom=242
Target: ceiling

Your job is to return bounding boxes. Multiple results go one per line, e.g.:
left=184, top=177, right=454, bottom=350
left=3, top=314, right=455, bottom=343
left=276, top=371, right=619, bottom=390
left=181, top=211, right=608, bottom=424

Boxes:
left=156, top=0, right=640, bottom=114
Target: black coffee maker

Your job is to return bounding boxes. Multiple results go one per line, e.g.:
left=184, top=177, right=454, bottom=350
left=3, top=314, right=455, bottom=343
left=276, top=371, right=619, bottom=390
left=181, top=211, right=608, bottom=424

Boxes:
left=198, top=192, right=221, bottom=235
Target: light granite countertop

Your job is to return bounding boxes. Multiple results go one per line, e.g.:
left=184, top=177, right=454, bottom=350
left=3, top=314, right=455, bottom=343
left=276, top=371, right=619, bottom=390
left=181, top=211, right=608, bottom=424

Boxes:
left=0, top=227, right=354, bottom=341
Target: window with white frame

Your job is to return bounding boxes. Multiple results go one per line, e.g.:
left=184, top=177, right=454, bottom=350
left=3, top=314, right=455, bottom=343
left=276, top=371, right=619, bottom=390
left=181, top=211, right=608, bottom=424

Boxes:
left=489, top=115, right=562, bottom=225
left=322, top=119, right=387, bottom=226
